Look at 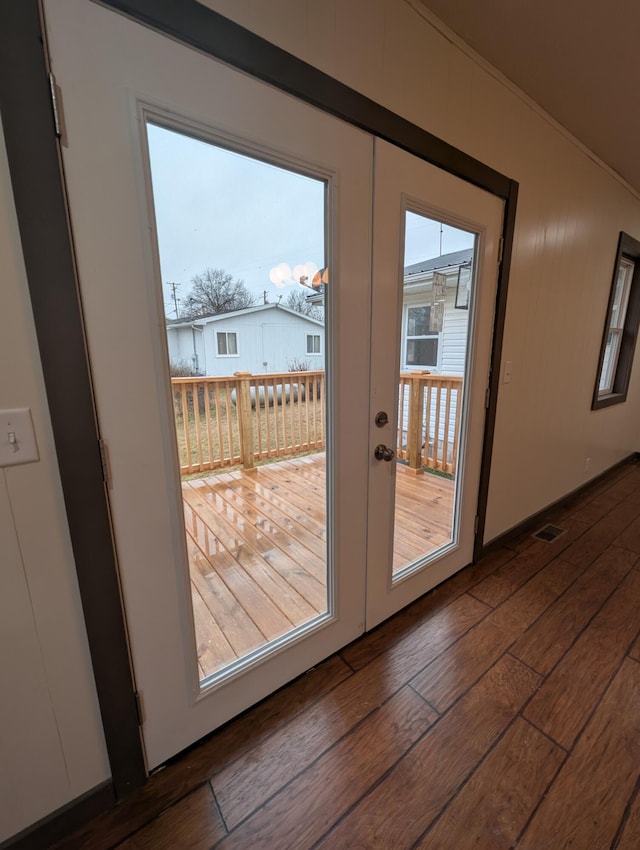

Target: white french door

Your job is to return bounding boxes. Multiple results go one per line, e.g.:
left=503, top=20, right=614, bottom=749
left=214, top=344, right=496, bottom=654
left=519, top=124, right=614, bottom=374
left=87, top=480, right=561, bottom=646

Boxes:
left=44, top=0, right=373, bottom=768
left=367, top=140, right=503, bottom=627
left=44, top=0, right=502, bottom=769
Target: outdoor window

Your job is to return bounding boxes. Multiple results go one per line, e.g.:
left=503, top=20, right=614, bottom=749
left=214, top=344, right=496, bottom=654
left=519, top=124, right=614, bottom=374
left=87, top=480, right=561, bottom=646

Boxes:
left=306, top=334, right=321, bottom=355
left=593, top=232, right=640, bottom=409
left=216, top=331, right=238, bottom=356
left=405, top=305, right=439, bottom=368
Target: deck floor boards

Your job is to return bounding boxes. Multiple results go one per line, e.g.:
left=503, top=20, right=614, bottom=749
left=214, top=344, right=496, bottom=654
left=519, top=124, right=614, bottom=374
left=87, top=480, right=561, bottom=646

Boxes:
left=186, top=454, right=455, bottom=679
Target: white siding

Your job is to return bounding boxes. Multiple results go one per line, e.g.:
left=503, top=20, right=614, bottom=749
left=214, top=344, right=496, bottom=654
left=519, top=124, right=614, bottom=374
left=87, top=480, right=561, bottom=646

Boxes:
left=401, top=272, right=469, bottom=376
left=167, top=309, right=324, bottom=375
left=198, top=308, right=325, bottom=375
left=440, top=289, right=471, bottom=376
left=166, top=325, right=201, bottom=373
left=399, top=278, right=468, bottom=458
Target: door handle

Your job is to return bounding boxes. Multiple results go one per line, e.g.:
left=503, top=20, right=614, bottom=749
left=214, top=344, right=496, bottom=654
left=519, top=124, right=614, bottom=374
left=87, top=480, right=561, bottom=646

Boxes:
left=374, top=444, right=395, bottom=462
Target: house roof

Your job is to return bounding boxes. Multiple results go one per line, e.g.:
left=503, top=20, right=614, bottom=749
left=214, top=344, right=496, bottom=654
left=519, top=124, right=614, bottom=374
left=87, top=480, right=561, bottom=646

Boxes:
left=166, top=301, right=324, bottom=329
left=404, top=248, right=473, bottom=278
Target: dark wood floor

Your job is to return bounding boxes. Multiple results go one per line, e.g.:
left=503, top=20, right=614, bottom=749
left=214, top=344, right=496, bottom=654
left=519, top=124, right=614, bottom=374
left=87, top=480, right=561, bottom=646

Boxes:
left=55, top=458, right=640, bottom=849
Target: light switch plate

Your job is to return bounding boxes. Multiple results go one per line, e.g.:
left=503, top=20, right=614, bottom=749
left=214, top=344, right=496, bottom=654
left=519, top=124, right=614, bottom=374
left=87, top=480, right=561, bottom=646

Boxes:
left=0, top=408, right=39, bottom=468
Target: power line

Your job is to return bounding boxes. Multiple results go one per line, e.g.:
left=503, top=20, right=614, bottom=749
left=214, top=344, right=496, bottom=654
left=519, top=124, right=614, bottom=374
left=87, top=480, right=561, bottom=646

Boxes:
left=166, top=282, right=181, bottom=318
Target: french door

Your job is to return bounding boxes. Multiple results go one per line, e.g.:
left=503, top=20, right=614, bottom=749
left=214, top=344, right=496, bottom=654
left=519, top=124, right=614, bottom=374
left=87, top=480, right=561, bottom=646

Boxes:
left=367, top=140, right=503, bottom=626
left=44, top=0, right=502, bottom=769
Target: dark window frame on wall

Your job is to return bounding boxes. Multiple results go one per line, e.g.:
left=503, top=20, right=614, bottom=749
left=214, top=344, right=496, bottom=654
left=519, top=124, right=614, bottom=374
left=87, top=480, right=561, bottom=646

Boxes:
left=592, top=231, right=640, bottom=409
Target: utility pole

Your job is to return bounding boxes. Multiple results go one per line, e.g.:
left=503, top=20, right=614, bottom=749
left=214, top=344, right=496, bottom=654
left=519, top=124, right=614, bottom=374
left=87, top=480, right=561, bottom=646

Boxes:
left=167, top=282, right=181, bottom=318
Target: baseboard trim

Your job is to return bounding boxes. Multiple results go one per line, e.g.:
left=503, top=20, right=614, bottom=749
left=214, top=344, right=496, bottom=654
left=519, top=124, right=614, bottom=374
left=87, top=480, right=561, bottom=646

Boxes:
left=479, top=453, right=639, bottom=558
left=0, top=782, right=115, bottom=850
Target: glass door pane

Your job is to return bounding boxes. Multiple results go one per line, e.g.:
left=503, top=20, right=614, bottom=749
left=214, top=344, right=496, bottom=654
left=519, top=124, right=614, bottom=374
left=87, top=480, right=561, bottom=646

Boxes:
left=145, top=121, right=330, bottom=685
left=393, top=212, right=475, bottom=578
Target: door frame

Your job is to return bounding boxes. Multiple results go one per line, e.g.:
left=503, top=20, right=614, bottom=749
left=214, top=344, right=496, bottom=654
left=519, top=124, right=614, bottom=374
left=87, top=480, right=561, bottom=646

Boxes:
left=0, top=0, right=518, bottom=800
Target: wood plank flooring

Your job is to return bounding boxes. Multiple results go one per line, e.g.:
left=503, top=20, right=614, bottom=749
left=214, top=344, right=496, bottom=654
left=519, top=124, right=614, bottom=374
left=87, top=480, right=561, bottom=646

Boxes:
left=186, top=454, right=455, bottom=679
left=53, top=458, right=640, bottom=850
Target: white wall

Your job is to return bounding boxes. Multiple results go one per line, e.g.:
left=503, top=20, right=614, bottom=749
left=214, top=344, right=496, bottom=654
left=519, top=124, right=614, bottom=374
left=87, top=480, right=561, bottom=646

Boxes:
left=199, top=0, right=640, bottom=541
left=0, top=123, right=109, bottom=842
left=4, top=0, right=640, bottom=840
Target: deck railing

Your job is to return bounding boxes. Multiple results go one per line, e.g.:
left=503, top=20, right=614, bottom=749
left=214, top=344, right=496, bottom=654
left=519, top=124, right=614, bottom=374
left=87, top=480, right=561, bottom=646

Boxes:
left=396, top=372, right=463, bottom=475
left=172, top=370, right=461, bottom=476
left=172, top=371, right=325, bottom=475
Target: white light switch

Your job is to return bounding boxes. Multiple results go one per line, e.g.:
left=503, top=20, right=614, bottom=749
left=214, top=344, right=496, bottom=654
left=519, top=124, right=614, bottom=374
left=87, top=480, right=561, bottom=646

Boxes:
left=503, top=361, right=512, bottom=384
left=0, top=408, right=39, bottom=468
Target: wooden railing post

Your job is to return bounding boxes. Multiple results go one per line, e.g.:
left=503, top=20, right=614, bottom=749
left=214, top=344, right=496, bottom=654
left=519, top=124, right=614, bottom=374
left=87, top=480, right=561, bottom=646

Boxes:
left=234, top=372, right=255, bottom=472
left=406, top=371, right=426, bottom=475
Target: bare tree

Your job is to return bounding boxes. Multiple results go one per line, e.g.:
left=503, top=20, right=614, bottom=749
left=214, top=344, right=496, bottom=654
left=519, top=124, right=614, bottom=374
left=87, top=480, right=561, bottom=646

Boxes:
left=179, top=268, right=256, bottom=318
left=284, top=288, right=324, bottom=321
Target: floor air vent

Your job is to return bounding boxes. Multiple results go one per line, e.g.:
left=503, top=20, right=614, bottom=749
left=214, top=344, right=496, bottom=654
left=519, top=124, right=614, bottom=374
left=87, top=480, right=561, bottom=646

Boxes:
left=532, top=524, right=567, bottom=543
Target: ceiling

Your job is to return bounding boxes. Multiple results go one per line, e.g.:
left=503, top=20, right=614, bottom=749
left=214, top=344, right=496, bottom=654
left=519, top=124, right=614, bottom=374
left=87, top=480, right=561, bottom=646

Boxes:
left=417, top=0, right=640, bottom=194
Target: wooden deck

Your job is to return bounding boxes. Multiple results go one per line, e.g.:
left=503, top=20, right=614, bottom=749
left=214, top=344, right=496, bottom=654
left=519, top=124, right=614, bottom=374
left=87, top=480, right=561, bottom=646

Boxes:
left=182, top=453, right=454, bottom=680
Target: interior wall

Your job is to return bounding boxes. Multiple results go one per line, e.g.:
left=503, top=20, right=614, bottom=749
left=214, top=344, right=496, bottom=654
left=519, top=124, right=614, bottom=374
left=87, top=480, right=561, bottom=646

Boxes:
left=198, top=0, right=640, bottom=540
left=0, top=121, right=109, bottom=843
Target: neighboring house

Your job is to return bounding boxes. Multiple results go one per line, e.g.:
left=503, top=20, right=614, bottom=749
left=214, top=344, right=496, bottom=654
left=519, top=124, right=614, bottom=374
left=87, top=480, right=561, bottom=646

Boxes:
left=401, top=248, right=473, bottom=376
left=398, top=249, right=473, bottom=461
left=166, top=302, right=325, bottom=375
left=304, top=248, right=473, bottom=376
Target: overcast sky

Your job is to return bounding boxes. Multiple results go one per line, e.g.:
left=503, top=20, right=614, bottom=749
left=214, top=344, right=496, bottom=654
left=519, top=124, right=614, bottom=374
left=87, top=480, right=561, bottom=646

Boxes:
left=146, top=124, right=473, bottom=317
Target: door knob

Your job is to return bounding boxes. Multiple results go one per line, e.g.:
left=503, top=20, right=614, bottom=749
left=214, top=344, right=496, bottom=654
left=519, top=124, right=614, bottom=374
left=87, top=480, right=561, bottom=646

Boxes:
left=374, top=444, right=395, bottom=462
